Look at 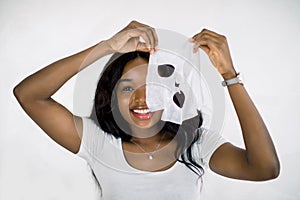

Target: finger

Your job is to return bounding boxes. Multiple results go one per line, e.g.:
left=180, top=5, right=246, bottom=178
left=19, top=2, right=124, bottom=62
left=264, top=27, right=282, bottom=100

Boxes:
left=130, top=21, right=157, bottom=51
left=193, top=29, right=227, bottom=50
left=149, top=27, right=159, bottom=51
left=200, top=29, right=221, bottom=37
left=136, top=42, right=152, bottom=53
left=192, top=33, right=220, bottom=52
left=189, top=37, right=195, bottom=42
left=192, top=33, right=223, bottom=54
left=129, top=20, right=150, bottom=29
left=192, top=36, right=211, bottom=53
left=197, top=42, right=210, bottom=55
left=128, top=28, right=152, bottom=50
left=193, top=32, right=220, bottom=45
left=141, top=27, right=155, bottom=51
left=194, top=39, right=217, bottom=54
left=139, top=27, right=157, bottom=51
left=192, top=28, right=220, bottom=40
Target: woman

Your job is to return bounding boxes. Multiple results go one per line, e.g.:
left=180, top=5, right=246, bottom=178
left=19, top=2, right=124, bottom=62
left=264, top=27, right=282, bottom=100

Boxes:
left=14, top=20, right=280, bottom=199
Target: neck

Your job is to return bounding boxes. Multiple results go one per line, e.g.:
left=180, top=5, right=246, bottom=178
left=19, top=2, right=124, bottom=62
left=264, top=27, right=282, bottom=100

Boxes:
left=131, top=131, right=165, bottom=146
left=129, top=121, right=164, bottom=144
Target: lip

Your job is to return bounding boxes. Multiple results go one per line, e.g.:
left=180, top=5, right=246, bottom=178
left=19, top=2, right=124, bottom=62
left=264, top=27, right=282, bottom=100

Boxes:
left=130, top=107, right=153, bottom=120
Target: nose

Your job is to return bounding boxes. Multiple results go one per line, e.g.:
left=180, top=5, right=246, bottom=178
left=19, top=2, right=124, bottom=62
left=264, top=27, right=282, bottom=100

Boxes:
left=131, top=85, right=146, bottom=104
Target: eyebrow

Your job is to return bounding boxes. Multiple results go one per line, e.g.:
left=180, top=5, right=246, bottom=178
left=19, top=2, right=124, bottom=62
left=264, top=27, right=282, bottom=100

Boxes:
left=118, top=78, right=133, bottom=83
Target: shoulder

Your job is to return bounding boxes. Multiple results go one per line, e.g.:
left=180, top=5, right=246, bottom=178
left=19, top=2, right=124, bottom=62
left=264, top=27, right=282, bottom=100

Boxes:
left=192, top=128, right=227, bottom=167
left=77, top=117, right=117, bottom=158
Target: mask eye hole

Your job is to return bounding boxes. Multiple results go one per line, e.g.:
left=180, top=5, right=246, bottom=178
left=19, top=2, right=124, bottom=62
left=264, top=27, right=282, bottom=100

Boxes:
left=157, top=64, right=175, bottom=78
left=173, top=90, right=185, bottom=108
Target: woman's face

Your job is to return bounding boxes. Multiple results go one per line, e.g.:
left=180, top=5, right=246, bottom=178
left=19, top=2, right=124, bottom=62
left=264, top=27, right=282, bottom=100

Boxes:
left=116, top=57, right=163, bottom=133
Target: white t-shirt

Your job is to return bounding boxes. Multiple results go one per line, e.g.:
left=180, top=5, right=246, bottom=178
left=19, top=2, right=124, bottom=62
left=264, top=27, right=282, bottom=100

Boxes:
left=77, top=117, right=226, bottom=200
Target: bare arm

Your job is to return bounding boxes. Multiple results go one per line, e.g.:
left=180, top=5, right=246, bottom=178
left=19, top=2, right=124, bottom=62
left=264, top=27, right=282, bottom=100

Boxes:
left=13, top=21, right=158, bottom=154
left=14, top=42, right=112, bottom=153
left=190, top=29, right=280, bottom=181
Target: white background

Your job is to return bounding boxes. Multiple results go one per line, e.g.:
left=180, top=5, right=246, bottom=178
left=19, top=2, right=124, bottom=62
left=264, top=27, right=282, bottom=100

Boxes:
left=1, top=0, right=300, bottom=199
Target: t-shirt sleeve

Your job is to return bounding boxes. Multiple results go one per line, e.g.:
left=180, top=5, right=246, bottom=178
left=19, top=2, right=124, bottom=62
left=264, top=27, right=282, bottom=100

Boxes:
left=192, top=128, right=227, bottom=168
left=76, top=117, right=107, bottom=163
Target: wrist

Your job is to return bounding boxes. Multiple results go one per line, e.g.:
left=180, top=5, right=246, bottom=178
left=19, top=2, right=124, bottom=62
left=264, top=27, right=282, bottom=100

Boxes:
left=100, top=40, right=116, bottom=54
left=221, top=72, right=243, bottom=87
left=98, top=39, right=119, bottom=55
left=221, top=69, right=237, bottom=80
left=79, top=41, right=115, bottom=69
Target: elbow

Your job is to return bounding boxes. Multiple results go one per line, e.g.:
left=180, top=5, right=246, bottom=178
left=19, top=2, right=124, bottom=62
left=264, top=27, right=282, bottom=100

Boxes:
left=269, top=161, right=280, bottom=180
left=13, top=83, right=30, bottom=106
left=264, top=165, right=280, bottom=180
left=267, top=154, right=281, bottom=180
left=256, top=159, right=281, bottom=181
left=13, top=84, right=25, bottom=103
left=13, top=84, right=22, bottom=101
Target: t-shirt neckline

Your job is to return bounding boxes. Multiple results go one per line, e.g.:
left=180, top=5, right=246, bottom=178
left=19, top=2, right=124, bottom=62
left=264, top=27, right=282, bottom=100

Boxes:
left=118, top=138, right=179, bottom=174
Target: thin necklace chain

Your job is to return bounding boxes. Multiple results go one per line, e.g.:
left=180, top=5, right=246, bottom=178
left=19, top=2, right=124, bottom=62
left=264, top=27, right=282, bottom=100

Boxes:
left=130, top=133, right=166, bottom=160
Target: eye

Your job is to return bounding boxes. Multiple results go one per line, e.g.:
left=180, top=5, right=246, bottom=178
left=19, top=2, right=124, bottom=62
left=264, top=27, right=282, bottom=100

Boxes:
left=122, top=86, right=134, bottom=92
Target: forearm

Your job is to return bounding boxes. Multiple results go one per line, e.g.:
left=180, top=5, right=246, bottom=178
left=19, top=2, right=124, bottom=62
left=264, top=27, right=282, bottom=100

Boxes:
left=14, top=40, right=113, bottom=102
left=226, top=82, right=280, bottom=174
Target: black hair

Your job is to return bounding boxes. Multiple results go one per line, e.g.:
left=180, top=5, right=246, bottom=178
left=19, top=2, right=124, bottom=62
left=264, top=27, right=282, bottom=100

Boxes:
left=92, top=51, right=204, bottom=176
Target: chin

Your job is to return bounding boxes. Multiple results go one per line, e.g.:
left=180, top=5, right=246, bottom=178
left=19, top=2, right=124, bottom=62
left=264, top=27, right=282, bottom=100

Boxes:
left=129, top=112, right=164, bottom=131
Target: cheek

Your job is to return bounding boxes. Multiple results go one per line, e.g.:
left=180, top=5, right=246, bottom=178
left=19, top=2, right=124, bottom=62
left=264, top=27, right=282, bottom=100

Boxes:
left=117, top=90, right=134, bottom=106
left=153, top=109, right=164, bottom=120
left=117, top=93, right=130, bottom=113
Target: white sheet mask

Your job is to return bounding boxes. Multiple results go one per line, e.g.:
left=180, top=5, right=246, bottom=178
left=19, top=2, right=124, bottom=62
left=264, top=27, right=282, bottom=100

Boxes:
left=146, top=37, right=204, bottom=124
left=73, top=28, right=224, bottom=136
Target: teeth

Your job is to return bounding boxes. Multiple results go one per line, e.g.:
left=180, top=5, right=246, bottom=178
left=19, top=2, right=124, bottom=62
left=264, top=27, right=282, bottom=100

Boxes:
left=132, top=109, right=150, bottom=114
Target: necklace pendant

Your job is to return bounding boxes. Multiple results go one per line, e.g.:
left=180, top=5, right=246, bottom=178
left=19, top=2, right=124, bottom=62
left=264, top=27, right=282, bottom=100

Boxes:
left=148, top=154, right=154, bottom=160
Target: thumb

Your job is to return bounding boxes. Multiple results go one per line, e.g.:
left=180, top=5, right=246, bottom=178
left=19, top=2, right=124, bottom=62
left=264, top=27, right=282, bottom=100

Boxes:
left=136, top=42, right=152, bottom=53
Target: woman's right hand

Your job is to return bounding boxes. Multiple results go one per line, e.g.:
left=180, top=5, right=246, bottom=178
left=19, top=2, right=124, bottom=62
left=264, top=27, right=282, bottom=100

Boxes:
left=106, top=20, right=158, bottom=54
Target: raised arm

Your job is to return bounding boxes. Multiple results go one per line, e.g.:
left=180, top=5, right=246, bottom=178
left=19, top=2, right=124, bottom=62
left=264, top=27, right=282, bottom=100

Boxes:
left=13, top=20, right=158, bottom=154
left=190, top=29, right=280, bottom=181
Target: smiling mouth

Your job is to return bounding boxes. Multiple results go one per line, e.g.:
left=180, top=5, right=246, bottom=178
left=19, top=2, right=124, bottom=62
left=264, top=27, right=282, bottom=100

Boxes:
left=130, top=108, right=153, bottom=119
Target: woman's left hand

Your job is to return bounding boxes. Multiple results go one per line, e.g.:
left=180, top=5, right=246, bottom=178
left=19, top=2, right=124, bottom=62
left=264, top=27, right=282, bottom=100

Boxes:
left=191, top=29, right=280, bottom=181
left=190, top=29, right=236, bottom=80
